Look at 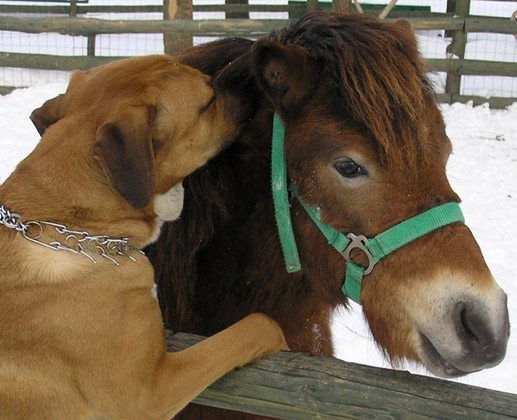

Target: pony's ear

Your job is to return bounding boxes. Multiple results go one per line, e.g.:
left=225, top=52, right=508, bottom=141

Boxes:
left=30, top=94, right=64, bottom=136
left=93, top=105, right=156, bottom=209
left=394, top=19, right=412, bottom=31
left=251, top=40, right=319, bottom=115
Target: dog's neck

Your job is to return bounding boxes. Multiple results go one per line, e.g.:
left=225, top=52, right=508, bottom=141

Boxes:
left=0, top=129, right=176, bottom=251
left=0, top=203, right=145, bottom=266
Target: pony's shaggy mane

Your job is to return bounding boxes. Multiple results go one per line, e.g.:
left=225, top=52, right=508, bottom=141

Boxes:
left=272, top=13, right=434, bottom=169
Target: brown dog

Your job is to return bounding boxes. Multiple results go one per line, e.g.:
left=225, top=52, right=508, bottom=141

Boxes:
left=0, top=55, right=287, bottom=420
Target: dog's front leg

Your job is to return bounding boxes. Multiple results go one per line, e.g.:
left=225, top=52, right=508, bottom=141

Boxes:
left=149, top=313, right=287, bottom=420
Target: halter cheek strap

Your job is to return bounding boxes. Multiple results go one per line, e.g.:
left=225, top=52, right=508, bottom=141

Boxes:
left=272, top=113, right=301, bottom=273
left=271, top=113, right=465, bottom=304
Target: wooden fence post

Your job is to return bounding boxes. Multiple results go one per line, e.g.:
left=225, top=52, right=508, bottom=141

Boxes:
left=307, top=0, right=319, bottom=13
left=87, top=35, right=95, bottom=57
left=69, top=0, right=77, bottom=18
left=163, top=0, right=193, bottom=55
left=332, top=0, right=352, bottom=14
left=226, top=0, right=248, bottom=19
left=445, top=0, right=456, bottom=37
left=445, top=0, right=470, bottom=100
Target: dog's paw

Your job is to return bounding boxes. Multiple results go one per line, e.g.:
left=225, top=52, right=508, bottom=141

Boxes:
left=244, top=313, right=289, bottom=354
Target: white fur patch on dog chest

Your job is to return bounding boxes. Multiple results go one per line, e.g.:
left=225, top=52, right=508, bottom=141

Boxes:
left=148, top=183, right=184, bottom=245
left=154, top=183, right=184, bottom=222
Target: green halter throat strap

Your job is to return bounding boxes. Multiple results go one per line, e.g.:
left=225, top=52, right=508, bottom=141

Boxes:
left=271, top=113, right=465, bottom=304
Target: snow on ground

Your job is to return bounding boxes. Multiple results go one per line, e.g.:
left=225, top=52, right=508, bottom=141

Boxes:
left=1, top=84, right=516, bottom=394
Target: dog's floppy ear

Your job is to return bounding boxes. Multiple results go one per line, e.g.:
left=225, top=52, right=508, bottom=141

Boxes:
left=30, top=94, right=64, bottom=136
left=93, top=105, right=156, bottom=210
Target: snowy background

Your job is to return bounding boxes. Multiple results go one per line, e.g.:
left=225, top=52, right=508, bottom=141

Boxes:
left=0, top=81, right=516, bottom=396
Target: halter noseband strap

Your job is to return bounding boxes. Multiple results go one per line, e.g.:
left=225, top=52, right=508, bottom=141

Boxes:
left=296, top=196, right=464, bottom=303
left=271, top=113, right=465, bottom=304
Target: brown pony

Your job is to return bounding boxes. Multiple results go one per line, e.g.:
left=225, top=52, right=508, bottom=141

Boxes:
left=148, top=12, right=510, bottom=420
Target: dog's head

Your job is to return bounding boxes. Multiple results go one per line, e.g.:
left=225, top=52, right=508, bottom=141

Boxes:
left=29, top=56, right=244, bottom=241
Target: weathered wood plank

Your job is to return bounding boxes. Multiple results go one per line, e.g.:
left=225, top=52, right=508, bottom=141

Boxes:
left=457, top=59, right=517, bottom=77
left=0, top=16, right=288, bottom=36
left=0, top=13, right=514, bottom=35
left=436, top=93, right=517, bottom=108
left=0, top=52, right=122, bottom=71
left=3, top=52, right=514, bottom=81
left=0, top=4, right=304, bottom=15
left=166, top=332, right=517, bottom=420
left=0, top=15, right=467, bottom=36
left=0, top=4, right=446, bottom=16
left=427, top=58, right=517, bottom=77
left=307, top=0, right=319, bottom=13
left=193, top=4, right=301, bottom=13
left=0, top=5, right=163, bottom=15
left=163, top=0, right=193, bottom=56
left=466, top=17, right=517, bottom=34
left=386, top=16, right=464, bottom=30
left=0, top=15, right=513, bottom=37
left=445, top=0, right=469, bottom=97
left=0, top=86, right=17, bottom=96
left=69, top=0, right=78, bottom=18
left=1, top=79, right=513, bottom=110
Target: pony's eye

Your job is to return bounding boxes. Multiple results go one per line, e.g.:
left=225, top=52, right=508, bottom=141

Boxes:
left=334, top=159, right=367, bottom=178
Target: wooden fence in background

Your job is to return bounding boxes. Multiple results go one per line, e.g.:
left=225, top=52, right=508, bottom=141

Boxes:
left=0, top=1, right=516, bottom=105
left=167, top=332, right=517, bottom=419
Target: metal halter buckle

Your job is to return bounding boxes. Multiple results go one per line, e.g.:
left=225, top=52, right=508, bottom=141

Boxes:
left=340, top=233, right=378, bottom=275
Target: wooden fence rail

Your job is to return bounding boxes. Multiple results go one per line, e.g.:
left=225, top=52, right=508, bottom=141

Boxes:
left=3, top=52, right=516, bottom=78
left=167, top=332, right=517, bottom=420
left=0, top=13, right=515, bottom=107
left=1, top=15, right=516, bottom=35
left=0, top=3, right=305, bottom=15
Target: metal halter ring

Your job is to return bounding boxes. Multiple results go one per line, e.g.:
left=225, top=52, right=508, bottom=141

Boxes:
left=340, top=233, right=379, bottom=275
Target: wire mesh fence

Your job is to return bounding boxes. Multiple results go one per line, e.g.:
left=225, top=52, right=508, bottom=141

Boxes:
left=0, top=0, right=516, bottom=100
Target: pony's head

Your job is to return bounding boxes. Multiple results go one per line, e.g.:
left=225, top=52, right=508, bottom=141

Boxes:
left=252, top=12, right=509, bottom=377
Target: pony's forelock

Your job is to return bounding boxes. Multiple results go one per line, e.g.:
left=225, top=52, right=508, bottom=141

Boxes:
left=272, top=13, right=434, bottom=170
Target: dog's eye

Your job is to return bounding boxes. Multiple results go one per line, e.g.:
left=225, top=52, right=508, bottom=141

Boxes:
left=199, top=95, right=216, bottom=114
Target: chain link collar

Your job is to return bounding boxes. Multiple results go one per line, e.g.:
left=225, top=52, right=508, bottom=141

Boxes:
left=0, top=204, right=143, bottom=266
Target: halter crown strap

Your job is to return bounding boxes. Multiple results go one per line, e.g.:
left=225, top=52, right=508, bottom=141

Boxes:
left=271, top=113, right=466, bottom=304
left=272, top=114, right=301, bottom=273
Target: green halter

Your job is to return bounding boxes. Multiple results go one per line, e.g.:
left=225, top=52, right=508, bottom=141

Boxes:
left=272, top=113, right=465, bottom=304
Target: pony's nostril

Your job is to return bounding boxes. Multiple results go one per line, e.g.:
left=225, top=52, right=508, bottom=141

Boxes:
left=453, top=300, right=507, bottom=367
left=420, top=294, right=508, bottom=377
left=459, top=305, right=480, bottom=344
left=455, top=302, right=491, bottom=349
